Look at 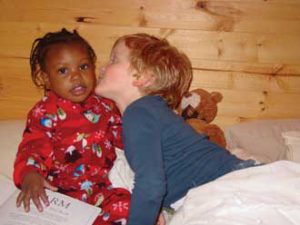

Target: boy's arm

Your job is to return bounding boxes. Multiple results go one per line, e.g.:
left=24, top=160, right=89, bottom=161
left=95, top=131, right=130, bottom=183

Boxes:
left=13, top=105, right=55, bottom=188
left=123, top=106, right=166, bottom=225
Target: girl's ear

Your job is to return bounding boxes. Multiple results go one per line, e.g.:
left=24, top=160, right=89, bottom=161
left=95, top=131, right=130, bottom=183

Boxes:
left=132, top=72, right=154, bottom=88
left=41, top=71, right=51, bottom=89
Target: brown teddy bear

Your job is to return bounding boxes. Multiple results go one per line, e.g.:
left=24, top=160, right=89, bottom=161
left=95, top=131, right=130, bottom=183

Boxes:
left=177, top=88, right=227, bottom=148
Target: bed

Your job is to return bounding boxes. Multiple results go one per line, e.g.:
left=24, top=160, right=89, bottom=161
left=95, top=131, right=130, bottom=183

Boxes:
left=109, top=119, right=300, bottom=225
left=1, top=119, right=300, bottom=225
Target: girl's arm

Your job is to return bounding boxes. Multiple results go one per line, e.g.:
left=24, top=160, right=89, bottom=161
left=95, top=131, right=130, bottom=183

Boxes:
left=108, top=107, right=123, bottom=149
left=13, top=102, right=57, bottom=211
left=14, top=110, right=54, bottom=186
left=99, top=96, right=124, bottom=149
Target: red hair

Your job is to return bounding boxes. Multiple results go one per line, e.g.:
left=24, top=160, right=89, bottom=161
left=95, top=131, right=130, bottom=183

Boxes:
left=113, top=33, right=193, bottom=109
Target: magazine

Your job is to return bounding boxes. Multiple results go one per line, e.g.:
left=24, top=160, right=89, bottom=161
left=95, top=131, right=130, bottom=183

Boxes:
left=0, top=174, right=100, bottom=225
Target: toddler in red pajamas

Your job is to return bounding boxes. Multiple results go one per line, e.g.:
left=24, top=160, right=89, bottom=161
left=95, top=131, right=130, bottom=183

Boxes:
left=13, top=28, right=130, bottom=225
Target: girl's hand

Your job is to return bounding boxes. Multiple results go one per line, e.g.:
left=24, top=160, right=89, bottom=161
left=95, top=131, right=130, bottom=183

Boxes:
left=156, top=212, right=166, bottom=225
left=16, top=171, right=58, bottom=212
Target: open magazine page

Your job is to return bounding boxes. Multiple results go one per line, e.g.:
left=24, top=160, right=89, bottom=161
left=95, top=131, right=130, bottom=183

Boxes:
left=0, top=175, right=16, bottom=206
left=0, top=175, right=100, bottom=225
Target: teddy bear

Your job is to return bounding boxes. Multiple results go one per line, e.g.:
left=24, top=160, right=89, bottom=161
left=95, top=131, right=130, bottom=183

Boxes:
left=176, top=88, right=227, bottom=148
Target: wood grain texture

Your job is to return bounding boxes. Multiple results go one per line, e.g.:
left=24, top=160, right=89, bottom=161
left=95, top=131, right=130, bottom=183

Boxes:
left=1, top=1, right=300, bottom=33
left=0, top=0, right=299, bottom=127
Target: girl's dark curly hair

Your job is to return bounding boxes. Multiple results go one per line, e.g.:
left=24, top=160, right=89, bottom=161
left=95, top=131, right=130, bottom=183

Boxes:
left=30, top=28, right=96, bottom=90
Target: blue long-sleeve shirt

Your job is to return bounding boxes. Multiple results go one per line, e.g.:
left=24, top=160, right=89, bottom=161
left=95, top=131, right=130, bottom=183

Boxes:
left=122, top=95, right=247, bottom=225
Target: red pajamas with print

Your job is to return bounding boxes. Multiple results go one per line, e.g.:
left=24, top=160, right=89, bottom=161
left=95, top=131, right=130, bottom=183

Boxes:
left=13, top=91, right=130, bottom=225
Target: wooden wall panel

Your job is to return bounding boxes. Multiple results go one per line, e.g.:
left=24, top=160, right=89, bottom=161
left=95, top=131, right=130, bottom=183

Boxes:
left=1, top=22, right=300, bottom=75
left=0, top=0, right=300, bottom=127
left=1, top=1, right=300, bottom=34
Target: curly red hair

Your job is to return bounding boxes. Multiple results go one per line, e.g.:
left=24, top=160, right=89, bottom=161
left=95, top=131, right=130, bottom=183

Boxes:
left=113, top=33, right=193, bottom=109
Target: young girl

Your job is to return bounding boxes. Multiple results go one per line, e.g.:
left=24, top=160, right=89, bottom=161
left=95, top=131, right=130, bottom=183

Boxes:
left=95, top=33, right=257, bottom=225
left=13, top=28, right=130, bottom=225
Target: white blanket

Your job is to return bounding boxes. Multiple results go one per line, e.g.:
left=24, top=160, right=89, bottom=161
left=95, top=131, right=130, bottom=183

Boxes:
left=168, top=160, right=300, bottom=225
left=109, top=150, right=300, bottom=225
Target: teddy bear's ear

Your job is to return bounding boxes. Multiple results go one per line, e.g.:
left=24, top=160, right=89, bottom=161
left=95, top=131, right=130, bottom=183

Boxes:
left=177, top=91, right=201, bottom=119
left=211, top=92, right=223, bottom=103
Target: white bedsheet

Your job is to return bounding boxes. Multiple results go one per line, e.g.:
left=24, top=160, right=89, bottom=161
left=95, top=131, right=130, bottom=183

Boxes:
left=109, top=150, right=300, bottom=225
left=168, top=160, right=300, bottom=225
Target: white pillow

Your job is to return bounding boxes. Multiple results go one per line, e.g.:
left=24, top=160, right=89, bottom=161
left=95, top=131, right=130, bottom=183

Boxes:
left=282, top=131, right=300, bottom=163
left=225, top=119, right=300, bottom=163
left=0, top=120, right=25, bottom=179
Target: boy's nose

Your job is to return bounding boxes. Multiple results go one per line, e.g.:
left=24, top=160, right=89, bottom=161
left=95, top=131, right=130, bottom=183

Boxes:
left=98, top=66, right=106, bottom=79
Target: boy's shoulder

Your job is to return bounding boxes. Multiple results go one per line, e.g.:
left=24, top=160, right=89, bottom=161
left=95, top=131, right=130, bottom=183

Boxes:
left=130, top=96, right=165, bottom=108
left=124, top=96, right=166, bottom=120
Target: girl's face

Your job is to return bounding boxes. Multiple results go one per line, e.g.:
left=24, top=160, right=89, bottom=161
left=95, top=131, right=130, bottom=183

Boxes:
left=95, top=40, right=133, bottom=100
left=43, top=42, right=96, bottom=103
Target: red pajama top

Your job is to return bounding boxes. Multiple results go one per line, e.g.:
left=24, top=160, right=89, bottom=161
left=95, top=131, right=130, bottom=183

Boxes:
left=13, top=91, right=124, bottom=205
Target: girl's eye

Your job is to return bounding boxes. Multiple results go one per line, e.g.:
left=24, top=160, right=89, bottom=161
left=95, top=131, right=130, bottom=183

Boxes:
left=80, top=63, right=89, bottom=71
left=58, top=67, right=67, bottom=74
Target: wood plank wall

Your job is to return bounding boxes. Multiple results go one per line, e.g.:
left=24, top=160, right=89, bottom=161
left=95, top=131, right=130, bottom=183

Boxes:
left=0, top=0, right=300, bottom=127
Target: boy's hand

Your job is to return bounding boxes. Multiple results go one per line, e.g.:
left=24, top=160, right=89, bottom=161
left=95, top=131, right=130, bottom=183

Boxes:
left=156, top=212, right=166, bottom=225
left=16, top=171, right=58, bottom=212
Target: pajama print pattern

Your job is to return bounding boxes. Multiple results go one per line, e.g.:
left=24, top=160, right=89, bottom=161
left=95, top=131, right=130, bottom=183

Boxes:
left=13, top=91, right=130, bottom=225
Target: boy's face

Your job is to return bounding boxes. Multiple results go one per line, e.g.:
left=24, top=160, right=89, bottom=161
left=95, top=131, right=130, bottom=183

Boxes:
left=42, top=42, right=96, bottom=103
left=95, top=40, right=133, bottom=100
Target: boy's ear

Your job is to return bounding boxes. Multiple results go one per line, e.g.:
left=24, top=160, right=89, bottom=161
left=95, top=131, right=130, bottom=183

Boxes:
left=132, top=72, right=154, bottom=88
